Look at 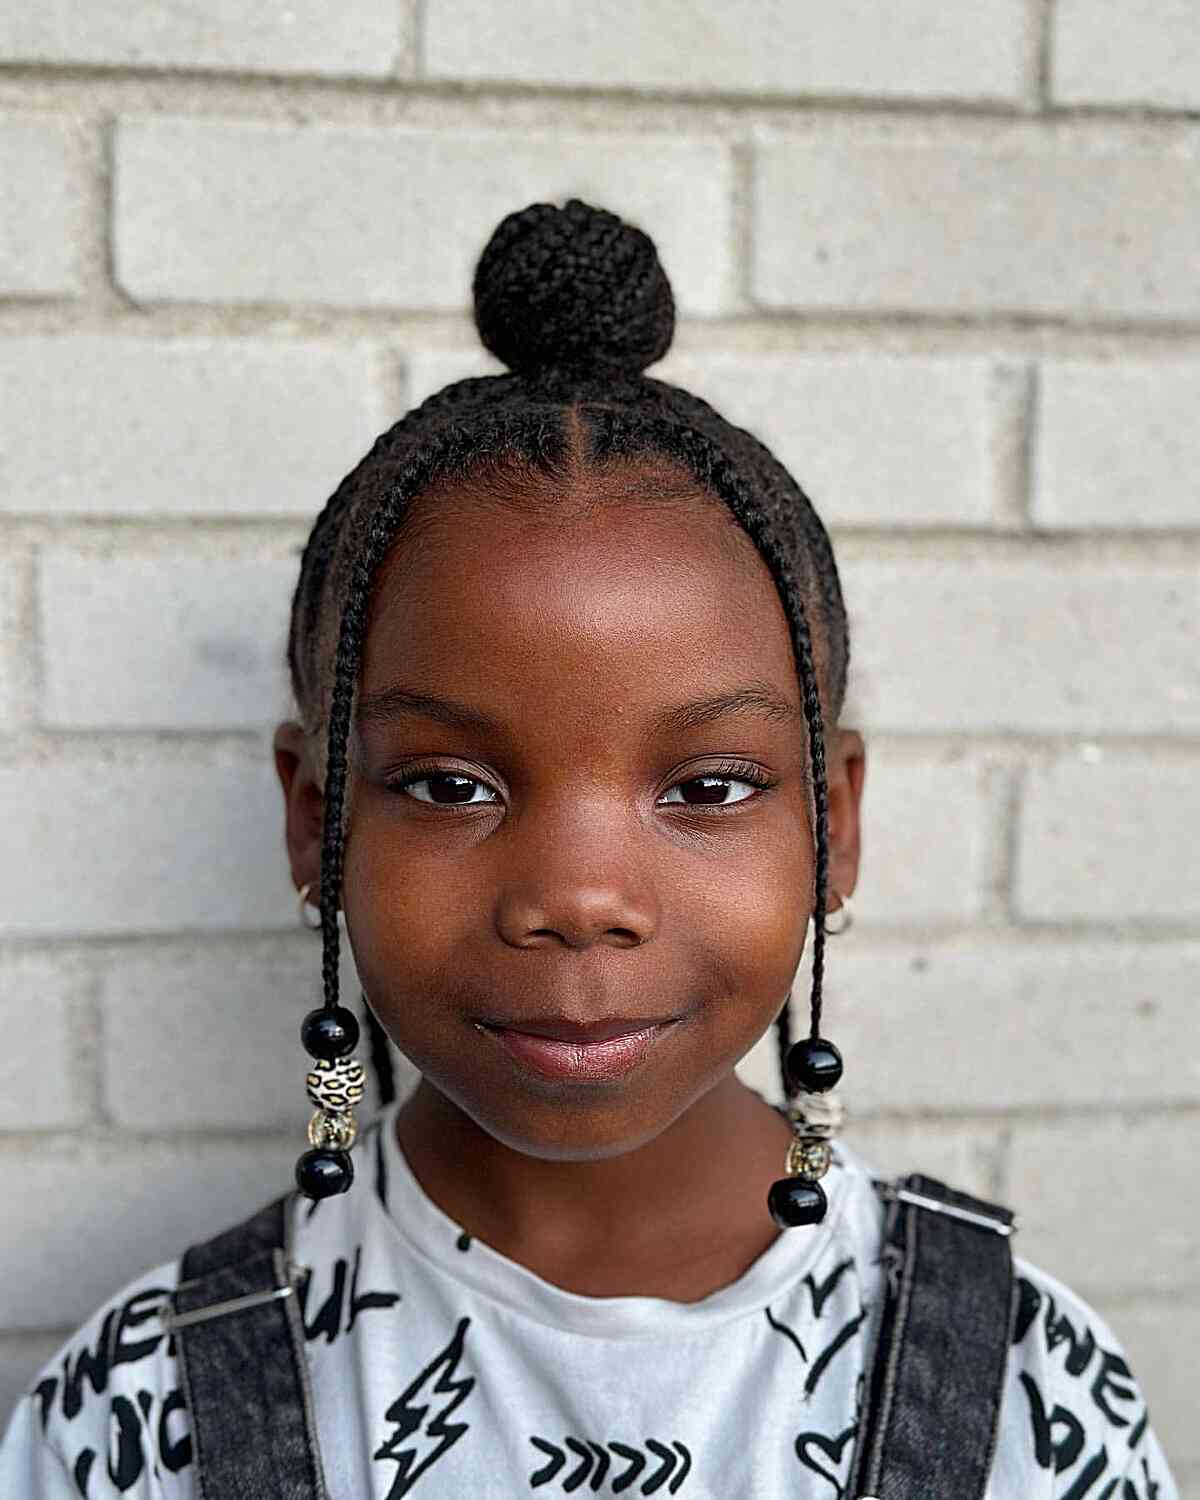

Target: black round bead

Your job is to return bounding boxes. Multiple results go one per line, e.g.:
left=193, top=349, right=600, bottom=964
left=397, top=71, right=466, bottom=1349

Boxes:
left=301, top=1006, right=360, bottom=1060
left=295, top=1148, right=354, bottom=1200
left=785, top=1036, right=843, bottom=1094
left=768, top=1176, right=828, bottom=1229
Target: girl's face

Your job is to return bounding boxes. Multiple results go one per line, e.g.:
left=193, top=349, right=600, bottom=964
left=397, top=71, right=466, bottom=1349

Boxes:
left=280, top=468, right=863, bottom=1162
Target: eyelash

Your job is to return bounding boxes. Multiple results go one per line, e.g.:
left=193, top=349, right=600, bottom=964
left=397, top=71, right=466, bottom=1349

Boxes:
left=384, top=759, right=776, bottom=812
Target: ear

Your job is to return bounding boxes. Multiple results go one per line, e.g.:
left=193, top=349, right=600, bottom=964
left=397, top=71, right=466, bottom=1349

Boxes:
left=825, top=728, right=865, bottom=911
left=273, top=720, right=324, bottom=894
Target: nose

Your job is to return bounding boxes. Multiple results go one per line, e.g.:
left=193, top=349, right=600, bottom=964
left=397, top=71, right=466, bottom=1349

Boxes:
left=493, top=799, right=659, bottom=951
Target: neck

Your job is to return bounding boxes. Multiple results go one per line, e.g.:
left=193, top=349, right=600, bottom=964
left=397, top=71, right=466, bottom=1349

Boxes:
left=393, top=1073, right=795, bottom=1297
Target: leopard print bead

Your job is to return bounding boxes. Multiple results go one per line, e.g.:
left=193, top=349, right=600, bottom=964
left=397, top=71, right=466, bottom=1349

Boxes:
left=305, top=1055, right=366, bottom=1112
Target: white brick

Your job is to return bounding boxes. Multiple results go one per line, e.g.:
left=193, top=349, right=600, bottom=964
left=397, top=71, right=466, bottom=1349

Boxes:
left=774, top=943, right=1200, bottom=1115
left=0, top=954, right=88, bottom=1130
left=100, top=939, right=415, bottom=1131
left=404, top=350, right=1001, bottom=528
left=0, top=758, right=294, bottom=937
left=1017, top=756, right=1200, bottom=924
left=753, top=143, right=1200, bottom=322
left=1035, top=361, right=1200, bottom=530
left=0, top=338, right=381, bottom=518
left=0, top=1, right=402, bottom=78
left=659, top=355, right=1001, bottom=528
left=40, top=553, right=295, bottom=730
left=0, top=1332, right=68, bottom=1434
left=843, top=560, right=1200, bottom=734
left=424, top=0, right=1028, bottom=104
left=114, top=120, right=732, bottom=315
left=853, top=756, right=989, bottom=923
left=1008, top=1114, right=1197, bottom=1298
left=1102, top=1299, right=1200, bottom=1471
left=403, top=351, right=505, bottom=408
left=0, top=118, right=79, bottom=296
left=839, top=1119, right=1001, bottom=1200
left=0, top=1139, right=295, bottom=1328
left=1053, top=0, right=1200, bottom=111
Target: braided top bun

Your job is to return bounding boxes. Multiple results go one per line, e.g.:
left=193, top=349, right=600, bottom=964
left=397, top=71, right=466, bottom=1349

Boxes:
left=473, top=198, right=675, bottom=379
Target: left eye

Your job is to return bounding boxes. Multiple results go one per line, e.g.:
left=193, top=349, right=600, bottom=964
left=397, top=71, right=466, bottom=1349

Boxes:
left=658, top=775, right=761, bottom=808
left=395, top=773, right=500, bottom=806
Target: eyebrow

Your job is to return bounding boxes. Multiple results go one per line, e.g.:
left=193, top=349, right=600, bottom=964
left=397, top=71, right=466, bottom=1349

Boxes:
left=355, top=681, right=802, bottom=736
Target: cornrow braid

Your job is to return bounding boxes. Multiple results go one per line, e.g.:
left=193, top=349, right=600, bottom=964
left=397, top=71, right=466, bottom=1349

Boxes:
left=286, top=200, right=850, bottom=1117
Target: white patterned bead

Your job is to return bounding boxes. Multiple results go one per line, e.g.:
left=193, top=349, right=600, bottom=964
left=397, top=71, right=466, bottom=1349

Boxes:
left=305, top=1055, right=366, bottom=1111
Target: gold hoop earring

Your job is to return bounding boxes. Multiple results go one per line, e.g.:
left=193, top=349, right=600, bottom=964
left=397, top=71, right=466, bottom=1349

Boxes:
left=823, top=891, right=855, bottom=937
left=297, top=881, right=322, bottom=931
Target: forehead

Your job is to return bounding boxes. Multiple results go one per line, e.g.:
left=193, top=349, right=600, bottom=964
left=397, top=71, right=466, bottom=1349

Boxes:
left=359, top=477, right=802, bottom=726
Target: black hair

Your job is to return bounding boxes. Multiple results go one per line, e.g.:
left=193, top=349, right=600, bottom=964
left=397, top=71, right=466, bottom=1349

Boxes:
left=286, top=199, right=850, bottom=1109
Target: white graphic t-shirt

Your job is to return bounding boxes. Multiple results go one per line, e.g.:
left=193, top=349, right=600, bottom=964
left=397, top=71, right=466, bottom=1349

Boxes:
left=0, top=1103, right=1178, bottom=1498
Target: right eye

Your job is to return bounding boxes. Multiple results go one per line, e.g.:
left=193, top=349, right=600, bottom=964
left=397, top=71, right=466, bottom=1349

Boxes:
left=388, top=771, right=501, bottom=807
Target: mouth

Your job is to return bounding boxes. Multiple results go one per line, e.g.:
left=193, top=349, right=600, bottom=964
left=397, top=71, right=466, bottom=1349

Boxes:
left=474, top=1014, right=683, bottom=1083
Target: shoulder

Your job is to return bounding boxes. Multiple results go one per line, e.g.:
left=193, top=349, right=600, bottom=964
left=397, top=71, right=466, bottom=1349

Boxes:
left=1000, top=1257, right=1178, bottom=1498
left=0, top=1166, right=382, bottom=1499
left=831, top=1146, right=1178, bottom=1497
left=0, top=1254, right=187, bottom=1497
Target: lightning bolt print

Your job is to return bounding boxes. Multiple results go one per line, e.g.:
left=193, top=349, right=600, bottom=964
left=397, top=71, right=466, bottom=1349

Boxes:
left=373, top=1317, right=476, bottom=1496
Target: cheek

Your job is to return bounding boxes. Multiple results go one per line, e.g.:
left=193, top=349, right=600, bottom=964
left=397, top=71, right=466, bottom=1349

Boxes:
left=341, top=821, right=480, bottom=981
left=688, top=844, right=812, bottom=1024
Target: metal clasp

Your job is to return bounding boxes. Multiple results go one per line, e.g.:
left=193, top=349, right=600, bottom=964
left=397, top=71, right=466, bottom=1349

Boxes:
left=883, top=1185, right=1017, bottom=1238
left=159, top=1260, right=308, bottom=1333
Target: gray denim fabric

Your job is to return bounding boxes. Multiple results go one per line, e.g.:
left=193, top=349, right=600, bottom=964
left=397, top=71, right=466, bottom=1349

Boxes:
left=171, top=1178, right=1012, bottom=1500
left=169, top=1195, right=327, bottom=1500
left=849, top=1173, right=1016, bottom=1499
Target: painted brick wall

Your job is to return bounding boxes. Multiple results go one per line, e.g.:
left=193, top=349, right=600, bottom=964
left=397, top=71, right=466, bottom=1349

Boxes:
left=1, top=4, right=1197, bottom=1485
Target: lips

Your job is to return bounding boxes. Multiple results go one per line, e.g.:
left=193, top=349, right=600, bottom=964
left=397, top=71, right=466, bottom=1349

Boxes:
left=476, top=1015, right=682, bottom=1083
left=479, top=1015, right=679, bottom=1043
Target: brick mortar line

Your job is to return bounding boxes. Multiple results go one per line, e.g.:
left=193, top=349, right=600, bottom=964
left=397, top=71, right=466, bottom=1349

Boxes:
left=845, top=1100, right=1200, bottom=1125
left=10, top=542, right=37, bottom=732
left=4, top=922, right=1200, bottom=960
left=730, top=138, right=754, bottom=316
left=0, top=518, right=312, bottom=548
left=5, top=737, right=1200, bottom=772
left=0, top=1128, right=300, bottom=1151
left=992, top=763, right=1023, bottom=923
left=830, top=530, right=1200, bottom=558
left=10, top=302, right=1200, bottom=356
left=401, top=0, right=420, bottom=80
left=7, top=73, right=1200, bottom=147
left=0, top=66, right=1114, bottom=120
left=1015, top=359, right=1038, bottom=528
left=1, top=1098, right=1198, bottom=1150
left=10, top=305, right=1200, bottom=357
left=2, top=62, right=1200, bottom=132
left=4, top=517, right=1200, bottom=555
left=6, top=925, right=1197, bottom=965
left=65, top=107, right=111, bottom=309
left=1033, top=0, right=1055, bottom=111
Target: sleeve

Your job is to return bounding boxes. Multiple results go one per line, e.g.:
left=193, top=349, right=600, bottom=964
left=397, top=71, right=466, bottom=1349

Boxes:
left=0, top=1259, right=192, bottom=1500
left=0, top=1396, right=83, bottom=1499
left=1009, top=1262, right=1180, bottom=1500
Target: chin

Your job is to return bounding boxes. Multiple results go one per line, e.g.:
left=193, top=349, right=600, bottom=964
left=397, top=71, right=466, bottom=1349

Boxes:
left=454, top=1081, right=688, bottom=1163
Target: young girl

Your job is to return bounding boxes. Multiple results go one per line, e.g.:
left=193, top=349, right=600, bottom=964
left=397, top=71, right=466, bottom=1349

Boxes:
left=0, top=200, right=1177, bottom=1499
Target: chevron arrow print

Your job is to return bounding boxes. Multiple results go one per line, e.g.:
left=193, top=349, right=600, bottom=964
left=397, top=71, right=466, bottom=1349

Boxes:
left=529, top=1434, right=693, bottom=1493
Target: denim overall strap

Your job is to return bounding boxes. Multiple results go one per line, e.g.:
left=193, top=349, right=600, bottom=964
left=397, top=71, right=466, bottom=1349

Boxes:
left=164, top=1193, right=327, bottom=1500
left=849, top=1173, right=1017, bottom=1500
